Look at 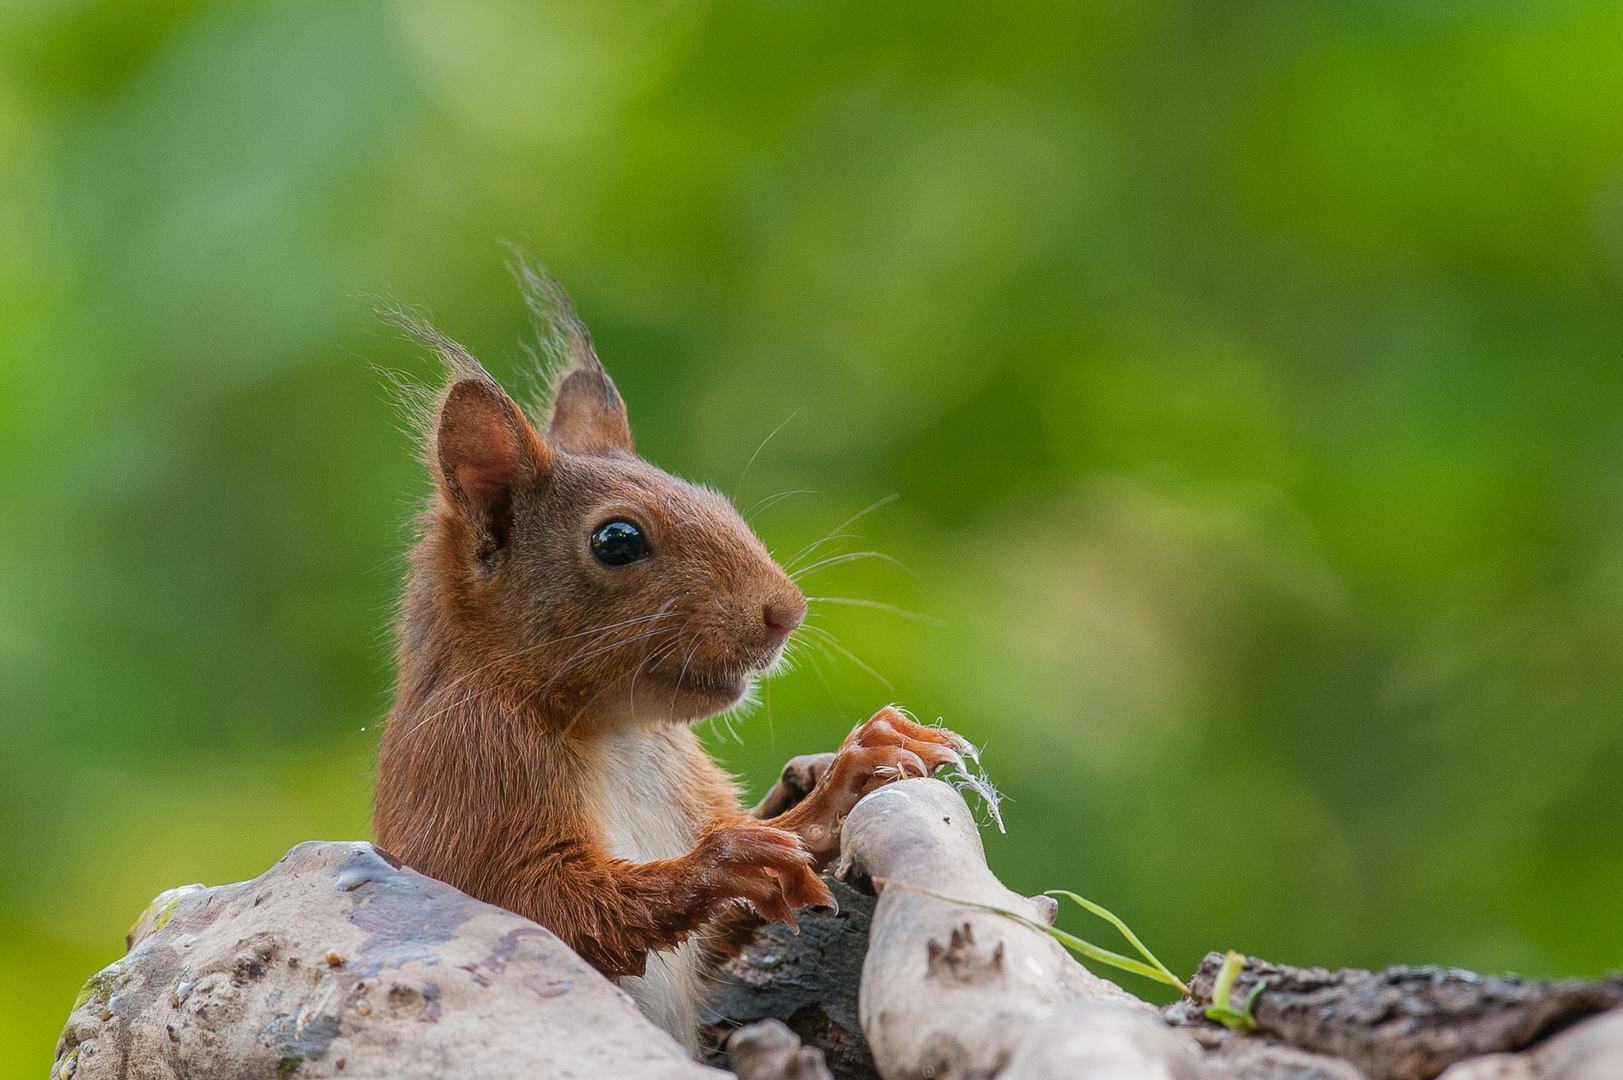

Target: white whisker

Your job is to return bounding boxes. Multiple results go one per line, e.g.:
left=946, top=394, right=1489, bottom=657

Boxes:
left=805, top=596, right=944, bottom=626
left=791, top=550, right=918, bottom=582
left=784, top=494, right=899, bottom=572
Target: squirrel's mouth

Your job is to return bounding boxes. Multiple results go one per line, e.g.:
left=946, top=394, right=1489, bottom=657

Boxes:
left=639, top=649, right=781, bottom=717
left=628, top=668, right=746, bottom=720
left=628, top=628, right=787, bottom=720
left=684, top=671, right=749, bottom=701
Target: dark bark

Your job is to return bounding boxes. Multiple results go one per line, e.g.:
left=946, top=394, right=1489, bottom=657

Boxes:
left=702, top=877, right=879, bottom=1080
left=1165, top=951, right=1623, bottom=1080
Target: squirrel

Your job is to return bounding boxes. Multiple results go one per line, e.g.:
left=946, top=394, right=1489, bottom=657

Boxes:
left=372, top=258, right=976, bottom=1052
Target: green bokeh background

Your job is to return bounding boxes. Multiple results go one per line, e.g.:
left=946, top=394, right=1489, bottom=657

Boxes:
left=4, top=0, right=1623, bottom=1071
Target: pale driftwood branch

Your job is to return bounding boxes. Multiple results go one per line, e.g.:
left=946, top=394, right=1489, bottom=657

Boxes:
left=835, top=778, right=1191, bottom=1080
left=997, top=1003, right=1206, bottom=1080
left=54, top=841, right=722, bottom=1080
left=1190, top=1029, right=1368, bottom=1080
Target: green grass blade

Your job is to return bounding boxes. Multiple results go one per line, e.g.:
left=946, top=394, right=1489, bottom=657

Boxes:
left=1204, top=950, right=1260, bottom=1030
left=1043, top=889, right=1185, bottom=989
left=1211, top=950, right=1243, bottom=1006
left=1205, top=1006, right=1255, bottom=1030
left=1040, top=924, right=1186, bottom=986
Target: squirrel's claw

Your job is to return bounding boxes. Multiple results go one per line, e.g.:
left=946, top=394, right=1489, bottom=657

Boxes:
left=842, top=706, right=970, bottom=777
left=691, top=821, right=831, bottom=930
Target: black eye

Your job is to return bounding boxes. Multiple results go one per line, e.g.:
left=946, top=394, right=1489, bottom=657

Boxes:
left=590, top=520, right=650, bottom=567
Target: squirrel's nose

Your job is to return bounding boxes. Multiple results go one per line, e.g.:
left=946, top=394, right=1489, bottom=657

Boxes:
left=762, top=595, right=805, bottom=641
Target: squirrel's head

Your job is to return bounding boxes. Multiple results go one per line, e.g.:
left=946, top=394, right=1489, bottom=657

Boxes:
left=397, top=262, right=805, bottom=729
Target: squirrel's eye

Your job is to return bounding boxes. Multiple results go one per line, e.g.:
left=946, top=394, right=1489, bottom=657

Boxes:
left=590, top=520, right=650, bottom=567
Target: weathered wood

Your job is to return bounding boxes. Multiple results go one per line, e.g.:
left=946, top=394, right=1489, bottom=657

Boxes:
left=1166, top=952, right=1623, bottom=1080
left=997, top=1003, right=1207, bottom=1080
left=51, top=795, right=1623, bottom=1080
left=53, top=841, right=723, bottom=1080
left=837, top=778, right=1187, bottom=1080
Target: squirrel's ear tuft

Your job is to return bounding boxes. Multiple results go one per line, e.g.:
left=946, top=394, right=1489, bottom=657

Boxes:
left=503, top=246, right=634, bottom=456
left=548, top=365, right=634, bottom=456
left=435, top=377, right=550, bottom=538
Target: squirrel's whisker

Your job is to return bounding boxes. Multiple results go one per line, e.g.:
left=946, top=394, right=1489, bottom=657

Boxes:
left=669, top=633, right=701, bottom=714
left=627, top=637, right=684, bottom=711
left=423, top=607, right=689, bottom=704
left=784, top=493, right=899, bottom=572
left=535, top=623, right=688, bottom=701
left=795, top=624, right=893, bottom=690
left=732, top=410, right=801, bottom=503
left=743, top=488, right=817, bottom=524
left=783, top=532, right=862, bottom=572
left=791, top=550, right=917, bottom=583
left=805, top=596, right=944, bottom=626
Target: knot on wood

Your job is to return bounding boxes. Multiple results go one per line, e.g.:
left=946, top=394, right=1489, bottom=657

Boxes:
left=926, top=922, right=1005, bottom=985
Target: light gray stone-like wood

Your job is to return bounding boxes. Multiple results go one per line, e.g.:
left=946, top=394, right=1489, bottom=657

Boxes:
left=838, top=778, right=1189, bottom=1080
left=53, top=840, right=724, bottom=1080
left=728, top=1019, right=836, bottom=1080
left=999, top=1003, right=1207, bottom=1080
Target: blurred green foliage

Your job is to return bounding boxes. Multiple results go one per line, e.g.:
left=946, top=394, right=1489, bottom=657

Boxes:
left=4, top=0, right=1623, bottom=1071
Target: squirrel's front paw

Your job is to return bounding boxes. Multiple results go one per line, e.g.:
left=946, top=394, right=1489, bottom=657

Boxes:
left=769, top=706, right=976, bottom=860
left=691, top=822, right=834, bottom=928
left=836, top=705, right=975, bottom=785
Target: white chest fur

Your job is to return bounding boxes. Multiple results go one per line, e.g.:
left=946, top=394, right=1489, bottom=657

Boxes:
left=583, top=724, right=707, bottom=1055
left=589, top=724, right=699, bottom=863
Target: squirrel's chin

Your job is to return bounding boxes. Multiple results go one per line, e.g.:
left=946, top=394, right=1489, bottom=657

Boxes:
left=628, top=670, right=749, bottom=722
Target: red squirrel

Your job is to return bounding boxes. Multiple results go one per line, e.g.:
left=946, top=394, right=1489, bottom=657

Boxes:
left=372, top=259, right=975, bottom=1051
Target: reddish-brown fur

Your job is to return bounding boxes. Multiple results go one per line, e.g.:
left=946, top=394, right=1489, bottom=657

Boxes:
left=373, top=261, right=971, bottom=1042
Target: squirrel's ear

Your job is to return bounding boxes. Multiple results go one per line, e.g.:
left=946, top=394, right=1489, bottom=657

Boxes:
left=548, top=365, right=634, bottom=456
left=435, top=378, right=550, bottom=541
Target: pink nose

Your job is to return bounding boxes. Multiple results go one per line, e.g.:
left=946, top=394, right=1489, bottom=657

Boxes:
left=763, top=599, right=804, bottom=641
